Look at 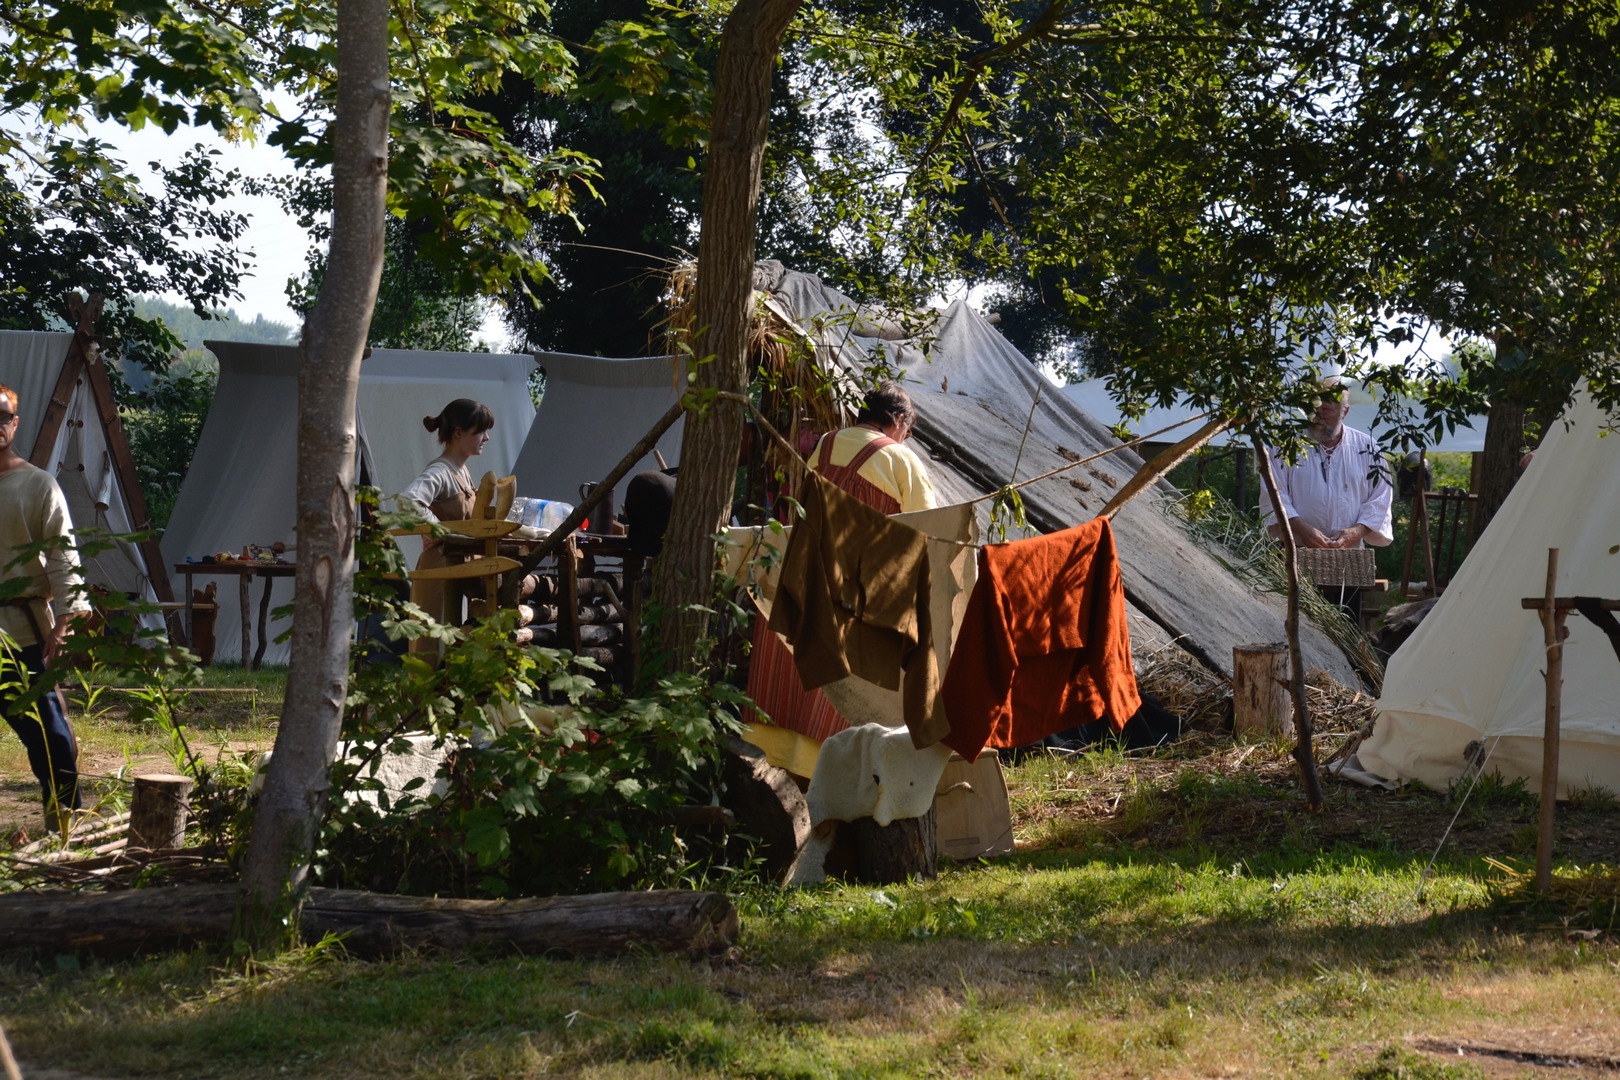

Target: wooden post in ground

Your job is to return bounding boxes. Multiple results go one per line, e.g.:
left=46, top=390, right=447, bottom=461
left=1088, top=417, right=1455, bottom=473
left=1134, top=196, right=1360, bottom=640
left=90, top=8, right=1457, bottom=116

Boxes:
left=128, top=774, right=194, bottom=851
left=1535, top=547, right=1563, bottom=895
left=1233, top=643, right=1292, bottom=738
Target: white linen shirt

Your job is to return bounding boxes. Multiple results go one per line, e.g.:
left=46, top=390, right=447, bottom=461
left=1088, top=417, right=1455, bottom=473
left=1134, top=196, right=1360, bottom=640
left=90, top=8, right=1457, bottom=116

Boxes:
left=1261, top=425, right=1394, bottom=547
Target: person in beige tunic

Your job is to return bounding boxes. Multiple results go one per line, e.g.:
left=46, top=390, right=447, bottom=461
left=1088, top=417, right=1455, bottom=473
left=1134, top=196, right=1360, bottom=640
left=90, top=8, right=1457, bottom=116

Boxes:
left=398, top=399, right=495, bottom=651
left=0, top=381, right=92, bottom=821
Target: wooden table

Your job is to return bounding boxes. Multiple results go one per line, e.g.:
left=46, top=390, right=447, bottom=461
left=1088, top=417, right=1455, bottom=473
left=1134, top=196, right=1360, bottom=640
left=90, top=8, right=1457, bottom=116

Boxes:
left=173, top=562, right=297, bottom=669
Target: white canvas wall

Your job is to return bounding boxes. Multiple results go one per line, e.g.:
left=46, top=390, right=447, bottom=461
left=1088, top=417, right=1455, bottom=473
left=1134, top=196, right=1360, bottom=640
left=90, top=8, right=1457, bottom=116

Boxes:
left=511, top=352, right=687, bottom=517
left=0, top=330, right=158, bottom=612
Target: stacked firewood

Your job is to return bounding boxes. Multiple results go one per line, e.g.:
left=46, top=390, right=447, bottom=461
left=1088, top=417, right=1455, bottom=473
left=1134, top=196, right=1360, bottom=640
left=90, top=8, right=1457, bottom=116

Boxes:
left=463, top=552, right=634, bottom=675
left=2, top=808, right=227, bottom=890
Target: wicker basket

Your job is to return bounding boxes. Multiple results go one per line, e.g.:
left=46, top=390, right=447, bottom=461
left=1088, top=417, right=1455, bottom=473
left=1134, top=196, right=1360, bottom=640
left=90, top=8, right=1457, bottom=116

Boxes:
left=1294, top=546, right=1377, bottom=588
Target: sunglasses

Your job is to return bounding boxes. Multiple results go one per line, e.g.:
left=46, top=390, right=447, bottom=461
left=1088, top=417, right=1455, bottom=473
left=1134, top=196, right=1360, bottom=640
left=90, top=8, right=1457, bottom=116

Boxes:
left=0, top=410, right=15, bottom=425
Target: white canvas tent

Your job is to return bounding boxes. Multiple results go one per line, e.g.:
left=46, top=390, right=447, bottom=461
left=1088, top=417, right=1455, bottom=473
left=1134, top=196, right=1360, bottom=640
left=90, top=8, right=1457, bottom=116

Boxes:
left=161, top=343, right=538, bottom=665
left=1358, top=390, right=1620, bottom=796
left=0, top=327, right=171, bottom=618
left=511, top=352, right=687, bottom=515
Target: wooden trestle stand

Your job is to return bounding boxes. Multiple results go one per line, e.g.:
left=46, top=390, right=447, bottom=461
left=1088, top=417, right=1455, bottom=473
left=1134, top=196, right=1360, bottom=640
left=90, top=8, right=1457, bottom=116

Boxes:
left=1519, top=547, right=1620, bottom=894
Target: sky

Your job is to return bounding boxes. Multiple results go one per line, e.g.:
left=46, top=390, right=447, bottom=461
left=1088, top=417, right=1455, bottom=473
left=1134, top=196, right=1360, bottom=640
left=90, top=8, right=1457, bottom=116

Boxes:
left=85, top=117, right=311, bottom=329
left=83, top=117, right=509, bottom=346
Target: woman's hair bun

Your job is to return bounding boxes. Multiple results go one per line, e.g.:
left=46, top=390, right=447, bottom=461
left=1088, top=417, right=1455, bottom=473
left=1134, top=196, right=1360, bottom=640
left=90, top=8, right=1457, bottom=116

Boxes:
left=423, top=414, right=440, bottom=433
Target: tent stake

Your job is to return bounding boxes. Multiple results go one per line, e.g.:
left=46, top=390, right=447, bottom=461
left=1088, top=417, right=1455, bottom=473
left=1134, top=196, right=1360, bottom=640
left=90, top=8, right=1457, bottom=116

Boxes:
left=1535, top=547, right=1562, bottom=895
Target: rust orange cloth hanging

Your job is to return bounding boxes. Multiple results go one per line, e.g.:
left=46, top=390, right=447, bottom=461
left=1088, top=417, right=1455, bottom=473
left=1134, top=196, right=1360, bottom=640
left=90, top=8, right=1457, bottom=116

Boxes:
left=941, top=517, right=1141, bottom=761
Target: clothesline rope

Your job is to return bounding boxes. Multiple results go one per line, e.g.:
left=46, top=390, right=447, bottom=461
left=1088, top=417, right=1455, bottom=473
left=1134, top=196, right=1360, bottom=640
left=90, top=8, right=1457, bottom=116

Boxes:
left=962, top=410, right=1214, bottom=507
left=712, top=390, right=1214, bottom=510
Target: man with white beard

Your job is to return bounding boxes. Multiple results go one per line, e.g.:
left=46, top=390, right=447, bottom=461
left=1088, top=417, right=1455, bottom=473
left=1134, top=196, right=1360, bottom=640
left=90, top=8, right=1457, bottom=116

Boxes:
left=1262, top=379, right=1395, bottom=553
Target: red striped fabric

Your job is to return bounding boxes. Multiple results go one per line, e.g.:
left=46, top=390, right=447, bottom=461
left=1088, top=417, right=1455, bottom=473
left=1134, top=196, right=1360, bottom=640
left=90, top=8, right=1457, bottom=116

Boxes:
left=741, top=616, right=849, bottom=743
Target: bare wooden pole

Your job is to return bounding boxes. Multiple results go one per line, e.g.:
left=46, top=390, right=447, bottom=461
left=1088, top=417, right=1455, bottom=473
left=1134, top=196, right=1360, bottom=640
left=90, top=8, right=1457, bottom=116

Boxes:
left=1535, top=547, right=1563, bottom=894
left=1099, top=415, right=1233, bottom=520
left=1252, top=435, right=1324, bottom=810
left=0, top=1019, right=21, bottom=1080
left=1417, top=484, right=1439, bottom=596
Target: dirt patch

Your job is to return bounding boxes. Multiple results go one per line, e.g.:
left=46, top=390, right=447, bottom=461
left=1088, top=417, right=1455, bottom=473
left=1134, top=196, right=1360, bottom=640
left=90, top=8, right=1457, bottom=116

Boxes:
left=1409, top=1035, right=1620, bottom=1077
left=1, top=685, right=276, bottom=845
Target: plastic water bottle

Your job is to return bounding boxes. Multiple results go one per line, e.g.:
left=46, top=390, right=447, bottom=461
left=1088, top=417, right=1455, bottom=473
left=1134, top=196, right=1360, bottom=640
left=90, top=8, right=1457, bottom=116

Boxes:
left=524, top=499, right=574, bottom=532
left=505, top=496, right=530, bottom=523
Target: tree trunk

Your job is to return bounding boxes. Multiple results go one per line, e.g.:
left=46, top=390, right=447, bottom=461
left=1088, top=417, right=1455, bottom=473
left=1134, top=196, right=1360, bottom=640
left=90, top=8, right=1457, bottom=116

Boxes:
left=1253, top=436, right=1324, bottom=810
left=235, top=0, right=390, bottom=950
left=650, top=0, right=805, bottom=674
left=0, top=885, right=739, bottom=959
left=1473, top=397, right=1527, bottom=541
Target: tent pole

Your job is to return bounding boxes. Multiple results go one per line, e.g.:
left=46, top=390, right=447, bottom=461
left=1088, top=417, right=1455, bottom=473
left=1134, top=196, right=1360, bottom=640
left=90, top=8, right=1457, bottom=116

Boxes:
left=79, top=311, right=175, bottom=605
left=28, top=294, right=176, bottom=607
left=1535, top=547, right=1562, bottom=894
left=28, top=298, right=93, bottom=470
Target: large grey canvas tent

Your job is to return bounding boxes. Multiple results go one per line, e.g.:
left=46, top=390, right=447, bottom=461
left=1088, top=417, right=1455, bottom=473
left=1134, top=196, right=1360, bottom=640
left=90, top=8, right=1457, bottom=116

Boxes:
left=0, top=327, right=172, bottom=619
left=759, top=262, right=1357, bottom=684
left=161, top=343, right=538, bottom=664
left=1062, top=378, right=1488, bottom=453
left=511, top=352, right=686, bottom=514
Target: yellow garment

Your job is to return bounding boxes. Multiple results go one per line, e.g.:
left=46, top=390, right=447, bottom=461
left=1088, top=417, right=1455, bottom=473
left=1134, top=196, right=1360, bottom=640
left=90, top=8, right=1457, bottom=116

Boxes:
left=740, top=722, right=821, bottom=779
left=813, top=428, right=936, bottom=513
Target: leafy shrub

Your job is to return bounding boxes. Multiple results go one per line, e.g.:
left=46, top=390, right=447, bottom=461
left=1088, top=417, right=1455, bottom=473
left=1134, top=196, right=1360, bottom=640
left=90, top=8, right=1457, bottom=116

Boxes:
left=315, top=493, right=749, bottom=898
left=121, top=367, right=217, bottom=529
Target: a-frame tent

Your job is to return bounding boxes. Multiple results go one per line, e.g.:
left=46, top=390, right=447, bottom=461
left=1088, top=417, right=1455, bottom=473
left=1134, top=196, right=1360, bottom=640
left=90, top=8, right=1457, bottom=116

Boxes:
left=759, top=262, right=1358, bottom=684
left=0, top=305, right=174, bottom=618
left=161, top=342, right=539, bottom=665
left=517, top=263, right=1359, bottom=685
left=1357, top=389, right=1620, bottom=796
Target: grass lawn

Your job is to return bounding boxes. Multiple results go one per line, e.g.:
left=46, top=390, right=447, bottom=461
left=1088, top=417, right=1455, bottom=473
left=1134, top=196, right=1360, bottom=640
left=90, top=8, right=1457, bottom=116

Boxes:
left=4, top=669, right=1619, bottom=1078
left=0, top=663, right=283, bottom=843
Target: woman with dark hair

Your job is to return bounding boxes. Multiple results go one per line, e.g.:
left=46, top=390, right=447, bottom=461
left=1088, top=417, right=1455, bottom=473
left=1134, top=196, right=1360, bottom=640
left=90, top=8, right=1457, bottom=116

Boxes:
left=399, top=399, right=495, bottom=648
left=809, top=380, right=935, bottom=514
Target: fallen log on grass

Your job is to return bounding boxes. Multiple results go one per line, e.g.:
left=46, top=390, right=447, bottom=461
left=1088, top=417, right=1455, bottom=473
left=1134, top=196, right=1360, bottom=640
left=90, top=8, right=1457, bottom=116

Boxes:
left=0, top=885, right=739, bottom=959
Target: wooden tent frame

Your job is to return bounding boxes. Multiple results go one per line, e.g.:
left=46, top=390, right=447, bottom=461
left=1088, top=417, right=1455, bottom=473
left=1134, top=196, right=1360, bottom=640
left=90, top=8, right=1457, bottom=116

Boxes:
left=26, top=293, right=175, bottom=607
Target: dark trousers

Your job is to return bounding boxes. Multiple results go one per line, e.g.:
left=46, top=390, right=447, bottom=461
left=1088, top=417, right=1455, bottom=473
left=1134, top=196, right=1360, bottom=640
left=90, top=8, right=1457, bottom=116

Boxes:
left=2, top=643, right=80, bottom=815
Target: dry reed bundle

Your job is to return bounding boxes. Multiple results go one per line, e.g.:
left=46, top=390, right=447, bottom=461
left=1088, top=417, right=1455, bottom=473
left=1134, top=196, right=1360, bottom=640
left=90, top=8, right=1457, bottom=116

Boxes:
left=1133, top=640, right=1374, bottom=767
left=658, top=260, right=848, bottom=506
left=1135, top=643, right=1231, bottom=732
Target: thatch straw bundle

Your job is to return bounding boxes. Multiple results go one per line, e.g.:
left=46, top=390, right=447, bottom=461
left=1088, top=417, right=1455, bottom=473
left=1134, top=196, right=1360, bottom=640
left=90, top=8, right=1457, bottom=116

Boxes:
left=660, top=261, right=849, bottom=504
left=1134, top=640, right=1375, bottom=757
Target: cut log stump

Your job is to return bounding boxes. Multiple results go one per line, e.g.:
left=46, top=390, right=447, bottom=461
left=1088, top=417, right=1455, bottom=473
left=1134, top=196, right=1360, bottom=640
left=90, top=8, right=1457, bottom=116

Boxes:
left=720, top=737, right=809, bottom=879
left=128, top=774, right=194, bottom=851
left=1233, top=643, right=1293, bottom=739
left=0, top=885, right=739, bottom=959
left=846, top=806, right=938, bottom=885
